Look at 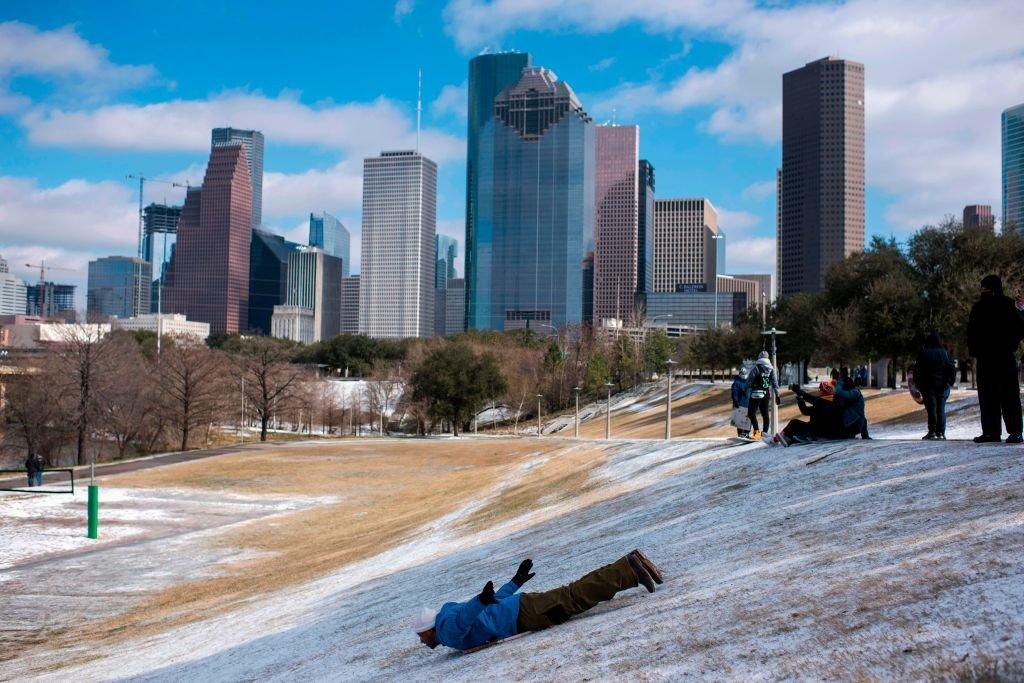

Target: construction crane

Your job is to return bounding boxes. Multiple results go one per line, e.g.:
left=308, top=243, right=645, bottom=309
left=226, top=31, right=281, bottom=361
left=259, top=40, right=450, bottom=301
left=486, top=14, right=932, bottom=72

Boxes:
left=25, top=261, right=75, bottom=317
left=126, top=174, right=190, bottom=316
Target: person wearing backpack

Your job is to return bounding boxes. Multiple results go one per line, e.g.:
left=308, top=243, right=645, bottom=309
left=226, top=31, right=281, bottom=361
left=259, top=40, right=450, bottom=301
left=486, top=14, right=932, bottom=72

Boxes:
left=746, top=351, right=780, bottom=440
left=915, top=330, right=957, bottom=440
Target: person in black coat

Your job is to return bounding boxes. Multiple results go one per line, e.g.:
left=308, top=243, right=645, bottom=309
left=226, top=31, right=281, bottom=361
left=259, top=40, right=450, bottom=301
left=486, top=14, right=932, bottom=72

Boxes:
left=24, top=452, right=44, bottom=487
left=915, top=331, right=957, bottom=440
left=966, top=274, right=1024, bottom=443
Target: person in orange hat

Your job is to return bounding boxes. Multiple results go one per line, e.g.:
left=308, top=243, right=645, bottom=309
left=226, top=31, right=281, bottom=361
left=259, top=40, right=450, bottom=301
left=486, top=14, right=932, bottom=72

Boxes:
left=777, top=381, right=843, bottom=444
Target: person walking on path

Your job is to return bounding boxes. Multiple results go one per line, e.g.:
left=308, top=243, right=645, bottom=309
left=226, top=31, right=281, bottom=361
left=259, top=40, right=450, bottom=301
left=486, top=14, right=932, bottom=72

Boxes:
left=915, top=331, right=957, bottom=440
left=731, top=367, right=752, bottom=438
left=967, top=274, right=1024, bottom=443
left=414, top=550, right=663, bottom=652
left=24, top=452, right=44, bottom=487
left=746, top=351, right=780, bottom=440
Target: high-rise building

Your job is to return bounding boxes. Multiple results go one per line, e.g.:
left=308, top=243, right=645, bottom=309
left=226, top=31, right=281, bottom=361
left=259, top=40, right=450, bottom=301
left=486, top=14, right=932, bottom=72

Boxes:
left=443, top=278, right=466, bottom=337
left=470, top=66, right=595, bottom=331
left=142, top=203, right=181, bottom=273
left=26, top=282, right=76, bottom=318
left=731, top=273, right=774, bottom=302
left=211, top=127, right=264, bottom=230
left=637, top=160, right=655, bottom=296
left=308, top=211, right=351, bottom=276
left=963, top=205, right=995, bottom=232
left=271, top=305, right=316, bottom=345
left=87, top=256, right=152, bottom=320
left=280, top=248, right=342, bottom=342
left=248, top=229, right=301, bottom=335
left=653, top=199, right=720, bottom=293
left=165, top=144, right=253, bottom=335
left=582, top=251, right=594, bottom=326
left=1003, top=103, right=1024, bottom=232
left=593, top=125, right=640, bottom=325
left=359, top=150, right=436, bottom=339
left=436, top=235, right=458, bottom=289
left=0, top=255, right=27, bottom=317
left=778, top=56, right=865, bottom=296
left=340, top=275, right=360, bottom=335
left=466, top=51, right=533, bottom=329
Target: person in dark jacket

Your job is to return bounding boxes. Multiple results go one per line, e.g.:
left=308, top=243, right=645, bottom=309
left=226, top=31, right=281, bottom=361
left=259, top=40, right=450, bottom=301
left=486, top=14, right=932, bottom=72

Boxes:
left=915, top=331, right=957, bottom=440
left=966, top=274, right=1024, bottom=443
left=778, top=382, right=843, bottom=443
left=746, top=352, right=780, bottom=440
left=415, top=550, right=663, bottom=651
left=25, top=452, right=44, bottom=487
left=731, top=368, right=751, bottom=437
left=834, top=373, right=870, bottom=439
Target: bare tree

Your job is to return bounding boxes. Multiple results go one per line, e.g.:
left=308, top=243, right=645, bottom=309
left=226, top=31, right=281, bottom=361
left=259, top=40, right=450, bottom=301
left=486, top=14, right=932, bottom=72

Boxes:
left=158, top=336, right=227, bottom=451
left=2, top=355, right=70, bottom=466
left=96, top=334, right=157, bottom=458
left=51, top=325, right=117, bottom=466
left=229, top=337, right=307, bottom=442
left=364, top=361, right=404, bottom=436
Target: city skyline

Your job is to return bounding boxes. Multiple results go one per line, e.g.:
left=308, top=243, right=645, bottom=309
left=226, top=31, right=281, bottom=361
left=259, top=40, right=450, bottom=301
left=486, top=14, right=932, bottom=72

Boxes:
left=1, top=3, right=1022, bottom=310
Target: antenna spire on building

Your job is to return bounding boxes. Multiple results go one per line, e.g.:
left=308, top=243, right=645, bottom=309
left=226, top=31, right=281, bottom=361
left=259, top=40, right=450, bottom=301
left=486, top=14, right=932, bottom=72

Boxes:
left=416, top=67, right=422, bottom=153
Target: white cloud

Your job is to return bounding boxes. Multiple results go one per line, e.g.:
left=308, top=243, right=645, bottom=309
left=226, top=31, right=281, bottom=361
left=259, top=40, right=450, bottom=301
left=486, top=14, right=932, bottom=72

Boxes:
left=725, top=237, right=775, bottom=275
left=394, top=0, right=416, bottom=22
left=431, top=81, right=467, bottom=122
left=445, top=0, right=1024, bottom=232
left=741, top=179, right=776, bottom=202
left=589, top=57, right=615, bottom=72
left=264, top=161, right=363, bottom=219
left=716, top=207, right=761, bottom=237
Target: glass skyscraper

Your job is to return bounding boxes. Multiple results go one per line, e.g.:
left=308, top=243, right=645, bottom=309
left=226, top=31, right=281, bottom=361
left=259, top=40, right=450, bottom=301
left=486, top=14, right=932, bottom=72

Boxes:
left=435, top=234, right=458, bottom=289
left=1003, top=103, right=1024, bottom=232
left=472, top=66, right=595, bottom=331
left=248, top=229, right=300, bottom=335
left=308, top=211, right=351, bottom=276
left=87, top=256, right=152, bottom=319
left=637, top=160, right=655, bottom=296
left=465, top=51, right=532, bottom=330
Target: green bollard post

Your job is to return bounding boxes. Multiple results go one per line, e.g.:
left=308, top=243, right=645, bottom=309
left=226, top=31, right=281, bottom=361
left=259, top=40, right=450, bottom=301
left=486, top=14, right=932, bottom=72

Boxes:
left=87, top=484, right=99, bottom=539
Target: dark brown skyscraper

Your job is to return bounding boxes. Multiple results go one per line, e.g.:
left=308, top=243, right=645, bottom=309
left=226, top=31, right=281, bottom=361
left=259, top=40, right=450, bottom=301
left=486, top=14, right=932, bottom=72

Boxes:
left=778, top=56, right=865, bottom=296
left=166, top=144, right=252, bottom=334
left=963, top=204, right=995, bottom=232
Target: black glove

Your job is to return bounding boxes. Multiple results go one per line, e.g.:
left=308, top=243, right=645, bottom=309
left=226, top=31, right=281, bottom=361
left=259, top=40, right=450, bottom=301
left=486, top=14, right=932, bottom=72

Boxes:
left=775, top=395, right=782, bottom=406
left=478, top=580, right=497, bottom=605
left=512, top=559, right=535, bottom=587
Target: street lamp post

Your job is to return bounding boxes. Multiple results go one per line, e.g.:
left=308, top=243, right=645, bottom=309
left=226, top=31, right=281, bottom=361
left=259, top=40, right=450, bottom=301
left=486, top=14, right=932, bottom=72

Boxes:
left=536, top=393, right=544, bottom=437
left=604, top=382, right=615, bottom=439
left=665, top=359, right=678, bottom=440
left=761, top=327, right=787, bottom=437
left=573, top=386, right=582, bottom=438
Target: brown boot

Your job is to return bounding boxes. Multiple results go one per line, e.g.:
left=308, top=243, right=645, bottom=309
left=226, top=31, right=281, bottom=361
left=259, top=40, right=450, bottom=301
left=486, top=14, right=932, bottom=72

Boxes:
left=627, top=554, right=656, bottom=593
left=629, top=549, right=663, bottom=584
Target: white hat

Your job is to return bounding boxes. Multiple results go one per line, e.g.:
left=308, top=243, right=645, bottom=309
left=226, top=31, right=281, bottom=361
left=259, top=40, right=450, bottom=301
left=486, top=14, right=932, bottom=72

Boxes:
left=413, top=607, right=437, bottom=633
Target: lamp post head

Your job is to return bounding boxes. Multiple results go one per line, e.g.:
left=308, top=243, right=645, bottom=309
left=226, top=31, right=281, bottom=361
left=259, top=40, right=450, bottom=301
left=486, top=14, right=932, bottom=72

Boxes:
left=573, top=386, right=581, bottom=393
left=665, top=358, right=677, bottom=367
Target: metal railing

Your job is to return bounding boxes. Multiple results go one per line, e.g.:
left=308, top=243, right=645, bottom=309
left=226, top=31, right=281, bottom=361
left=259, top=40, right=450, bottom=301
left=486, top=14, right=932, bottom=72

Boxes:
left=0, top=468, right=75, bottom=494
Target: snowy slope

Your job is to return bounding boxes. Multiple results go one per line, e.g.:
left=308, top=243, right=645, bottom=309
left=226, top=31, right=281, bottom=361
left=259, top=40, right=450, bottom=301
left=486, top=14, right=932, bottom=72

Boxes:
left=12, top=434, right=1022, bottom=682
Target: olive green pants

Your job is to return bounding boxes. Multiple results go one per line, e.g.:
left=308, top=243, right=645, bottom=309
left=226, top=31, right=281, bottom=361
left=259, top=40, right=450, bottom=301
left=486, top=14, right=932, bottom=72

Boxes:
left=517, top=556, right=639, bottom=632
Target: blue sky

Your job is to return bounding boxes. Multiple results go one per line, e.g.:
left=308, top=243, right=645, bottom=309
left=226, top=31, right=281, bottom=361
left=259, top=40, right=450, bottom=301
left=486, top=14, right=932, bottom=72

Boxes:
left=1, top=1, right=1022, bottom=305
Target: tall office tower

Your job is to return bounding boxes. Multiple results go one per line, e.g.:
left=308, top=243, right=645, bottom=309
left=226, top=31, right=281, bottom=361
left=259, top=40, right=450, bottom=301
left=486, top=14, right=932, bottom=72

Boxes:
left=472, top=66, right=595, bottom=331
left=142, top=203, right=182, bottom=272
left=653, top=199, right=720, bottom=293
left=0, top=255, right=28, bottom=316
left=340, top=275, right=360, bottom=334
left=308, top=211, right=351, bottom=276
left=278, top=248, right=342, bottom=342
left=359, top=150, right=437, bottom=339
left=26, top=282, right=76, bottom=318
left=87, top=256, right=152, bottom=320
left=778, top=56, right=865, bottom=296
left=211, top=127, right=264, bottom=230
left=1003, top=103, right=1024, bottom=232
left=165, top=144, right=253, bottom=335
left=435, top=234, right=458, bottom=289
left=444, top=278, right=466, bottom=336
left=581, top=251, right=594, bottom=325
left=732, top=273, right=774, bottom=302
left=593, top=125, right=640, bottom=325
left=466, top=51, right=533, bottom=329
left=637, top=160, right=655, bottom=296
left=963, top=205, right=995, bottom=232
left=248, top=229, right=300, bottom=335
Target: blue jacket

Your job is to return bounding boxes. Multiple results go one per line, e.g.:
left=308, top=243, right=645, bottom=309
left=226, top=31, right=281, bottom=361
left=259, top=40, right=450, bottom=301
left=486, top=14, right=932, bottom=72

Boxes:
left=731, top=376, right=750, bottom=408
left=833, top=382, right=866, bottom=429
left=434, top=580, right=521, bottom=650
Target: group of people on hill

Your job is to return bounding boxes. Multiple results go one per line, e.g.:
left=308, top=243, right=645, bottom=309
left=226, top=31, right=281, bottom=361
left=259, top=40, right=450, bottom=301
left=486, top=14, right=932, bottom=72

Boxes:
left=731, top=361, right=869, bottom=445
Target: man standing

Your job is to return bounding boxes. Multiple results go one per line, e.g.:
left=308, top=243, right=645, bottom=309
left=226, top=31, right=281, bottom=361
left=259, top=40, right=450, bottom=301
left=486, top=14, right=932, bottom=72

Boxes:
left=747, top=351, right=780, bottom=441
left=414, top=550, right=663, bottom=652
left=24, top=452, right=43, bottom=487
left=967, top=275, right=1024, bottom=443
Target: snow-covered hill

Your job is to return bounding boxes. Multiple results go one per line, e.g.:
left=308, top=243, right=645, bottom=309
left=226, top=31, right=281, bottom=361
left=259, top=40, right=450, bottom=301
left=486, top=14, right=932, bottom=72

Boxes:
left=10, top=432, right=1022, bottom=681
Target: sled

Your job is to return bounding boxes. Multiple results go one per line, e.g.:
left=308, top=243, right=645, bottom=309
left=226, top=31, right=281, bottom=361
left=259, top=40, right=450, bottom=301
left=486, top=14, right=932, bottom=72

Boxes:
left=907, top=370, right=925, bottom=405
left=456, top=632, right=532, bottom=655
left=727, top=436, right=760, bottom=445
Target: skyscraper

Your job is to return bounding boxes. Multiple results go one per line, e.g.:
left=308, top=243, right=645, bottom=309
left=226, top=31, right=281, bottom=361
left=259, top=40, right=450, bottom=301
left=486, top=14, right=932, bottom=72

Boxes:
left=248, top=229, right=300, bottom=335
left=308, top=211, right=351, bottom=276
left=165, top=144, right=253, bottom=335
left=435, top=234, right=458, bottom=289
left=778, top=56, right=865, bottom=296
left=340, top=275, right=360, bottom=335
left=653, top=199, right=720, bottom=293
left=593, top=125, right=640, bottom=325
left=0, top=255, right=27, bottom=316
left=359, top=150, right=436, bottom=339
left=471, top=66, right=595, bottom=331
left=26, top=282, right=76, bottom=318
left=465, top=51, right=533, bottom=329
left=211, top=127, right=264, bottom=230
left=1003, top=103, right=1024, bottom=232
left=963, top=205, right=995, bottom=232
left=87, top=256, right=152, bottom=320
left=277, top=248, right=342, bottom=342
left=637, top=159, right=655, bottom=296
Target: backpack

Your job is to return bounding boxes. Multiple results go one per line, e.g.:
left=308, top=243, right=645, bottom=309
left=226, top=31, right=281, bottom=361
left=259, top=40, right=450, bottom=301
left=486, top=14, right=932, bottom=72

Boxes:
left=749, top=365, right=771, bottom=398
